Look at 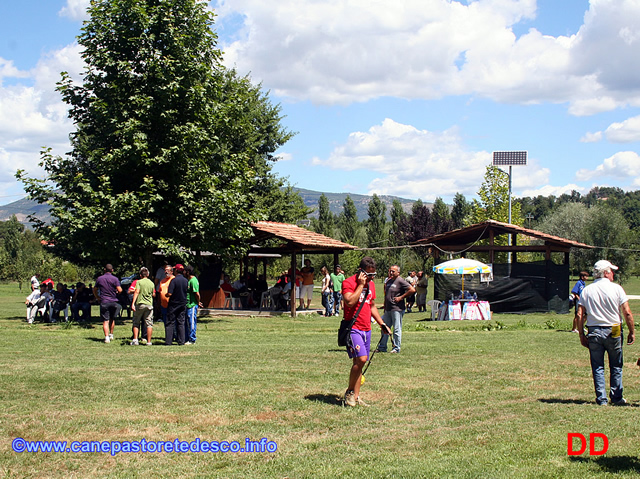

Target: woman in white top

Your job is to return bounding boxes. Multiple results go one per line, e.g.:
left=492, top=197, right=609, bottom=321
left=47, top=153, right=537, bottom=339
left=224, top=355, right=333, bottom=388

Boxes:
left=321, top=266, right=334, bottom=317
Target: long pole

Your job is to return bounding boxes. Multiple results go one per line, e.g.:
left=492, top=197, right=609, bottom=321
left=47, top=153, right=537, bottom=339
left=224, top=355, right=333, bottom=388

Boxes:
left=508, top=165, right=512, bottom=264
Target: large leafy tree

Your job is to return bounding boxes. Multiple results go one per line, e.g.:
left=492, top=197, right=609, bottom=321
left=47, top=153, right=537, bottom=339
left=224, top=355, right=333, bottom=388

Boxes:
left=338, top=195, right=361, bottom=245
left=432, top=197, right=453, bottom=234
left=389, top=199, right=408, bottom=246
left=407, top=199, right=434, bottom=243
left=471, top=165, right=524, bottom=226
left=366, top=194, right=387, bottom=248
left=313, top=193, right=335, bottom=238
left=451, top=192, right=472, bottom=229
left=17, top=0, right=293, bottom=267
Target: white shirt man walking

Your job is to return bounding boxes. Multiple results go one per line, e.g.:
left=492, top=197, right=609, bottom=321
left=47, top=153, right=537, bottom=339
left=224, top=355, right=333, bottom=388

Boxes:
left=577, top=260, right=635, bottom=406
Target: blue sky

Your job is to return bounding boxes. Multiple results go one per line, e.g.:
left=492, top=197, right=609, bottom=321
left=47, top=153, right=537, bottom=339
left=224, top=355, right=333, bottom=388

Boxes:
left=2, top=0, right=640, bottom=206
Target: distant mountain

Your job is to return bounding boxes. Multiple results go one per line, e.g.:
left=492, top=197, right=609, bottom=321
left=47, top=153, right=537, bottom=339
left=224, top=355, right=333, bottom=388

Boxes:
left=0, top=197, right=51, bottom=226
left=295, top=188, right=425, bottom=221
left=0, top=188, right=427, bottom=226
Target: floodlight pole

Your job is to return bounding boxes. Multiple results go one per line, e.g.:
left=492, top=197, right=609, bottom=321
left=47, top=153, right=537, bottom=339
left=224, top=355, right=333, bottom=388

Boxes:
left=492, top=151, right=527, bottom=267
left=508, top=165, right=512, bottom=264
left=508, top=165, right=512, bottom=225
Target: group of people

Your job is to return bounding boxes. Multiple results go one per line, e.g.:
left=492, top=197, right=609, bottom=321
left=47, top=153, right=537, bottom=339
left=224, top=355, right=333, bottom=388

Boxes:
left=266, top=260, right=346, bottom=315
left=220, top=272, right=269, bottom=309
left=341, top=256, right=637, bottom=408
left=138, top=262, right=201, bottom=346
left=27, top=263, right=202, bottom=347
left=320, top=264, right=346, bottom=317
left=25, top=275, right=93, bottom=324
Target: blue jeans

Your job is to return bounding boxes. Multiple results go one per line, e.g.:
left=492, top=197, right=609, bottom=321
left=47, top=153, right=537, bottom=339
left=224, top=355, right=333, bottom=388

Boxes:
left=186, top=305, right=198, bottom=343
left=322, top=292, right=333, bottom=316
left=379, top=310, right=403, bottom=352
left=587, top=326, right=624, bottom=405
left=333, top=292, right=342, bottom=315
left=71, top=302, right=91, bottom=321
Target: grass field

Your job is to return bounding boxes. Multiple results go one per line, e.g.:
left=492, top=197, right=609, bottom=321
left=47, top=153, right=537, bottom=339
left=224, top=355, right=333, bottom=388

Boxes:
left=2, top=281, right=640, bottom=478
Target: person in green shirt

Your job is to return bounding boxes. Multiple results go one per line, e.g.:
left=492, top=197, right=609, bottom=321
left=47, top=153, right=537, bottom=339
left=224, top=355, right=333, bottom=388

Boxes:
left=330, top=265, right=346, bottom=316
left=131, top=267, right=155, bottom=346
left=185, top=265, right=201, bottom=345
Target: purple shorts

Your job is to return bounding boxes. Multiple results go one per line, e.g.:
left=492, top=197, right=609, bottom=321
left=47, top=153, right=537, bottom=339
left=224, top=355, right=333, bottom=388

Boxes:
left=348, top=329, right=371, bottom=359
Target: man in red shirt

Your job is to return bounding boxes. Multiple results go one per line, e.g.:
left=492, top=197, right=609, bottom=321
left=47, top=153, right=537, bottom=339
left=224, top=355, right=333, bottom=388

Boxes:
left=341, top=256, right=390, bottom=407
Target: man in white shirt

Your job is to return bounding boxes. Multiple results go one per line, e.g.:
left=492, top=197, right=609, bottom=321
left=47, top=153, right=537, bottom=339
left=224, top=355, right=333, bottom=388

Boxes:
left=577, top=260, right=635, bottom=406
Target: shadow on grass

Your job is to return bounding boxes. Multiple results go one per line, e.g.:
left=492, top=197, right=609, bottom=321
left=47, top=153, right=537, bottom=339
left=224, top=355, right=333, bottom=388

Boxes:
left=304, top=393, right=343, bottom=406
left=539, top=398, right=640, bottom=407
left=538, top=398, right=594, bottom=405
left=197, top=318, right=232, bottom=324
left=570, top=455, right=640, bottom=473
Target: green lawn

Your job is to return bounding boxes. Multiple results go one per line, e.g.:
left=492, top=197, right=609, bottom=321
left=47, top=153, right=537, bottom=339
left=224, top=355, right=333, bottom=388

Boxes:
left=2, top=282, right=640, bottom=478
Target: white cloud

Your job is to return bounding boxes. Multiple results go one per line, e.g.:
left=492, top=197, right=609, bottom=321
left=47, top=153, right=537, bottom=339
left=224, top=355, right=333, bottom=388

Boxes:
left=0, top=43, right=84, bottom=184
left=277, top=152, right=293, bottom=162
left=580, top=131, right=602, bottom=143
left=603, top=115, right=640, bottom=142
left=216, top=0, right=640, bottom=114
left=0, top=58, right=29, bottom=83
left=519, top=183, right=586, bottom=198
left=576, top=151, right=640, bottom=182
left=311, top=118, right=552, bottom=200
left=59, top=0, right=90, bottom=21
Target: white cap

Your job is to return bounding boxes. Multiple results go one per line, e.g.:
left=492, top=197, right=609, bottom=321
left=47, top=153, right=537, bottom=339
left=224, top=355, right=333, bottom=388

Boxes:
left=593, top=260, right=618, bottom=273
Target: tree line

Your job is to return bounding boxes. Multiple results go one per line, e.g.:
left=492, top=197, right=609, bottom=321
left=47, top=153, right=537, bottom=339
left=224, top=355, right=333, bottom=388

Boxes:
left=306, top=166, right=639, bottom=278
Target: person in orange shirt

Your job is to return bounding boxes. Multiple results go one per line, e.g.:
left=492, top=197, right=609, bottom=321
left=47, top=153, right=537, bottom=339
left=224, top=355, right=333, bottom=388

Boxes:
left=300, top=259, right=315, bottom=309
left=158, top=264, right=174, bottom=323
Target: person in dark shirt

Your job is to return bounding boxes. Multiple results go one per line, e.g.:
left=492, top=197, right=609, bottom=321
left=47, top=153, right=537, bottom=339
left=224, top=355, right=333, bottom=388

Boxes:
left=165, top=263, right=188, bottom=346
left=71, top=282, right=92, bottom=321
left=93, top=264, right=122, bottom=343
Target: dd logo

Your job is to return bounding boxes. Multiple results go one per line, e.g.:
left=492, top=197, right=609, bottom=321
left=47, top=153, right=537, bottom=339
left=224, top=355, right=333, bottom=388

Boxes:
left=567, top=433, right=609, bottom=456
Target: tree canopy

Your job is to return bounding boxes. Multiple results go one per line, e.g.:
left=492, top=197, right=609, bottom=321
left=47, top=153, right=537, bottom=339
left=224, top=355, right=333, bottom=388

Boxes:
left=17, top=0, right=297, bottom=268
left=471, top=165, right=523, bottom=226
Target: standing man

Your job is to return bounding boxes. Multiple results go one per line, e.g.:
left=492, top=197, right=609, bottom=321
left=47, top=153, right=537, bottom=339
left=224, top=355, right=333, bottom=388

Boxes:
left=300, top=259, right=315, bottom=310
left=342, top=256, right=391, bottom=407
left=185, top=265, right=201, bottom=345
left=330, top=265, right=345, bottom=316
left=94, top=264, right=123, bottom=343
left=570, top=271, right=589, bottom=332
left=415, top=271, right=429, bottom=313
left=577, top=260, right=635, bottom=406
left=158, top=264, right=174, bottom=323
left=378, top=265, right=415, bottom=354
left=131, top=267, right=155, bottom=346
left=405, top=271, right=418, bottom=313
left=165, top=263, right=188, bottom=346
left=30, top=273, right=40, bottom=292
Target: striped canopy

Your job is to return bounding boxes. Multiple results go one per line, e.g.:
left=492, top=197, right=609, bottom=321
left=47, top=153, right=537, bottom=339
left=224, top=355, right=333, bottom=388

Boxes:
left=433, top=258, right=492, bottom=275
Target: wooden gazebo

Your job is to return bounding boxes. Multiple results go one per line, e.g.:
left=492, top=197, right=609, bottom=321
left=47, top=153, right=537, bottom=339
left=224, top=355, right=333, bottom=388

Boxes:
left=414, top=220, right=594, bottom=312
left=249, top=221, right=358, bottom=317
left=415, top=219, right=593, bottom=263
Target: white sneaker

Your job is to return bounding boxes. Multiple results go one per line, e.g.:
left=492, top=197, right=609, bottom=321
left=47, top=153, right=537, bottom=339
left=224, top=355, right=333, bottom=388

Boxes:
left=109, top=333, right=114, bottom=341
left=146, top=342, right=152, bottom=346
left=343, top=390, right=357, bottom=407
left=130, top=339, right=139, bottom=346
left=104, top=336, right=110, bottom=343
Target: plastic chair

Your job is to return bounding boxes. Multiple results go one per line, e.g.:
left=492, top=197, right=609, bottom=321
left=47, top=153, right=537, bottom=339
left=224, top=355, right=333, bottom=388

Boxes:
left=223, top=291, right=241, bottom=310
left=259, top=291, right=272, bottom=311
left=427, top=300, right=442, bottom=321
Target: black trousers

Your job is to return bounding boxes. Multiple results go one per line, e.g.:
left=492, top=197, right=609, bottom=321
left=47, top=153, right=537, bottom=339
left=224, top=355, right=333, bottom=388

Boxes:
left=165, top=304, right=186, bottom=345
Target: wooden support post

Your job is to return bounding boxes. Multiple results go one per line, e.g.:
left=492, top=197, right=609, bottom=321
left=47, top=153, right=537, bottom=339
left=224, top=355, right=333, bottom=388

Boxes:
left=290, top=252, right=297, bottom=317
